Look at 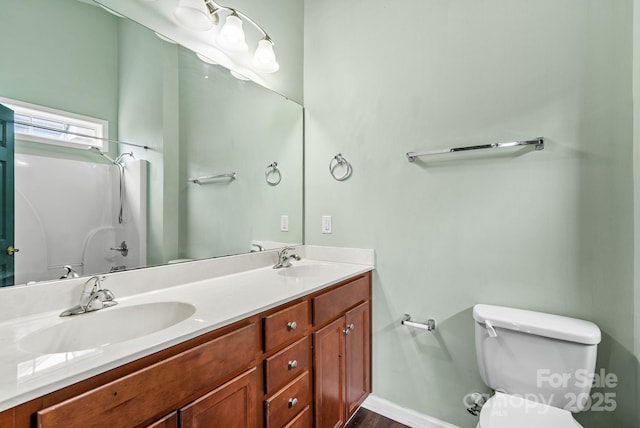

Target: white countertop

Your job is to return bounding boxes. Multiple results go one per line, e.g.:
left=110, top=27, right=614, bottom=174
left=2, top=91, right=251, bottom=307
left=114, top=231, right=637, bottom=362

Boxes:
left=0, top=247, right=374, bottom=412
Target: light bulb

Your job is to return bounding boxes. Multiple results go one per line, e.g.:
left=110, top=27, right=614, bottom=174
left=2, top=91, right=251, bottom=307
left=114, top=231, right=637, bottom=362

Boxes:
left=217, top=14, right=248, bottom=52
left=174, top=0, right=213, bottom=31
left=252, top=39, right=279, bottom=73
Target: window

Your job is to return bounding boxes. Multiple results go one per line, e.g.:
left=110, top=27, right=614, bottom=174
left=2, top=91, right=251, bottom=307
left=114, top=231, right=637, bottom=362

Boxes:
left=0, top=97, right=109, bottom=151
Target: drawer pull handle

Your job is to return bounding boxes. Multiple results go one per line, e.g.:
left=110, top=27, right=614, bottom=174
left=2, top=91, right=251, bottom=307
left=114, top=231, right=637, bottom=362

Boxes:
left=287, top=321, right=297, bottom=331
left=288, top=360, right=298, bottom=370
left=288, top=397, right=298, bottom=408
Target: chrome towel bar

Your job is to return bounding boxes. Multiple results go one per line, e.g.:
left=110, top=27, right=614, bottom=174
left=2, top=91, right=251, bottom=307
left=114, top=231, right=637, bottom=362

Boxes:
left=401, top=314, right=436, bottom=331
left=188, top=172, right=237, bottom=184
left=406, top=137, right=544, bottom=162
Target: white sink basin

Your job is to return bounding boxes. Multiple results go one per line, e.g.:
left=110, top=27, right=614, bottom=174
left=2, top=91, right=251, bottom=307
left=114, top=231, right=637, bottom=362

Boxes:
left=19, top=302, right=196, bottom=354
left=276, top=264, right=335, bottom=278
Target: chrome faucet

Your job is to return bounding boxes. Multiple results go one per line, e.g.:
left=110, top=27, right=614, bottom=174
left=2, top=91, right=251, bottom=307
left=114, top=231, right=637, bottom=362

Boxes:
left=273, top=247, right=301, bottom=269
left=60, top=265, right=80, bottom=279
left=60, top=276, right=117, bottom=317
left=251, top=243, right=265, bottom=252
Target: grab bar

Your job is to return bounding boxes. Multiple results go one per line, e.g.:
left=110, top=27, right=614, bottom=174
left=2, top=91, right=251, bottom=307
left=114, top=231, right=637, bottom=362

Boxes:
left=401, top=314, right=436, bottom=331
left=188, top=173, right=237, bottom=184
left=406, top=137, right=544, bottom=162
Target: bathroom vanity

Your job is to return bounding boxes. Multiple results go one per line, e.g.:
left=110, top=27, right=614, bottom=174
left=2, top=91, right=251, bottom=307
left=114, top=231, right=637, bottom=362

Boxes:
left=0, top=247, right=373, bottom=428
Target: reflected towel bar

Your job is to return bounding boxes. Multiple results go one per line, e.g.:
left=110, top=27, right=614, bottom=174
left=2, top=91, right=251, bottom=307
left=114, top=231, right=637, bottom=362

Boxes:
left=189, top=173, right=237, bottom=184
left=401, top=314, right=436, bottom=331
left=406, top=137, right=544, bottom=162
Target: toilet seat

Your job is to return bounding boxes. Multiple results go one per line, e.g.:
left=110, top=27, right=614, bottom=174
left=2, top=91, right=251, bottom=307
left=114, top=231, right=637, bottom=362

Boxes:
left=477, top=392, right=582, bottom=428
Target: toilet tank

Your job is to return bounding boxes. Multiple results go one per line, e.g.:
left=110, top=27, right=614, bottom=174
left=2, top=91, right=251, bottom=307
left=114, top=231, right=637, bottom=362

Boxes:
left=473, top=304, right=601, bottom=412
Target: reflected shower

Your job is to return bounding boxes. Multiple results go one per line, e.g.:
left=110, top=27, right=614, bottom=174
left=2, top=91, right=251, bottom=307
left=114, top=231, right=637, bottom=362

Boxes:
left=87, top=147, right=134, bottom=224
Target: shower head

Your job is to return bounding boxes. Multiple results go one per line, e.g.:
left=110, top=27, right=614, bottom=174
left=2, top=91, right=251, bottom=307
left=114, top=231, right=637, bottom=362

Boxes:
left=114, top=152, right=134, bottom=164
left=87, top=146, right=118, bottom=164
left=87, top=147, right=134, bottom=166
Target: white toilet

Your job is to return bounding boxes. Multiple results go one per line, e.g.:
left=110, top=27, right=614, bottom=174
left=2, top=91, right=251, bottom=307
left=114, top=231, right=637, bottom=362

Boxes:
left=473, top=304, right=601, bottom=428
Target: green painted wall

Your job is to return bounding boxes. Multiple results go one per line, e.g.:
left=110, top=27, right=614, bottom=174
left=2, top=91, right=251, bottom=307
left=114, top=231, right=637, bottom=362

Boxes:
left=177, top=49, right=303, bottom=259
left=117, top=19, right=304, bottom=264
left=117, top=19, right=181, bottom=266
left=0, top=0, right=119, bottom=160
left=304, top=0, right=636, bottom=426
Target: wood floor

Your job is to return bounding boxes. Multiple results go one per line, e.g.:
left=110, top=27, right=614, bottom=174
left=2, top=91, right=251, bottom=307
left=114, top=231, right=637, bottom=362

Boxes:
left=345, top=408, right=410, bottom=428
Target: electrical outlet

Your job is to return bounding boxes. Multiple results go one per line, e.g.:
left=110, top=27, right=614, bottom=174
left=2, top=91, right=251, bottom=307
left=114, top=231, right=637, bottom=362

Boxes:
left=280, top=215, right=289, bottom=232
left=322, top=216, right=332, bottom=234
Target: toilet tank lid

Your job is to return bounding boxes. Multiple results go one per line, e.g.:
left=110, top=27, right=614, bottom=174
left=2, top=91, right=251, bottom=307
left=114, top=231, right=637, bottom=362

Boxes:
left=473, top=304, right=601, bottom=345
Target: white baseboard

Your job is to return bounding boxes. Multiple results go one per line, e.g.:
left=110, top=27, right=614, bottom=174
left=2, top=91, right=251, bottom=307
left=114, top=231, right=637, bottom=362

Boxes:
left=362, top=395, right=461, bottom=428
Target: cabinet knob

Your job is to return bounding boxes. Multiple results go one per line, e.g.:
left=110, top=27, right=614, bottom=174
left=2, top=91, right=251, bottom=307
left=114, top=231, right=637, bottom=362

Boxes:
left=288, top=397, right=298, bottom=408
left=287, top=321, right=297, bottom=331
left=6, top=246, right=19, bottom=256
left=288, top=360, right=298, bottom=370
left=343, top=324, right=355, bottom=336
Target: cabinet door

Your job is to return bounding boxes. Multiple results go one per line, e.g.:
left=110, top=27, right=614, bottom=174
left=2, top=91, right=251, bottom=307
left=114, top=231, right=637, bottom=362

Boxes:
left=345, top=301, right=371, bottom=419
left=314, top=317, right=345, bottom=428
left=146, top=412, right=178, bottom=428
left=180, top=368, right=258, bottom=428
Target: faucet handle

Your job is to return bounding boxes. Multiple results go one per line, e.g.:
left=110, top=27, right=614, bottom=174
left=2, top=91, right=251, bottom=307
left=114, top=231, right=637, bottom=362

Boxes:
left=102, top=289, right=115, bottom=301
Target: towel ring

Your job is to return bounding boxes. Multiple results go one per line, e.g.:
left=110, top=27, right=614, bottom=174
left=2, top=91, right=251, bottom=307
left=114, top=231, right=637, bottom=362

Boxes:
left=329, top=154, right=352, bottom=181
left=265, top=162, right=282, bottom=186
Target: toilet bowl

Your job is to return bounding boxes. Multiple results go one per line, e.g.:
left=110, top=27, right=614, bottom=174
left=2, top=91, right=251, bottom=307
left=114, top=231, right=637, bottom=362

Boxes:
left=473, top=304, right=600, bottom=427
left=476, top=392, right=582, bottom=428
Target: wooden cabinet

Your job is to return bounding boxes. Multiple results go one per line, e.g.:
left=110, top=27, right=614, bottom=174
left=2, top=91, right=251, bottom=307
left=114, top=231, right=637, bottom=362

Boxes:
left=314, top=317, right=346, bottom=428
left=283, top=406, right=312, bottom=428
left=263, top=301, right=310, bottom=353
left=6, top=271, right=372, bottom=428
left=37, top=323, right=260, bottom=428
left=314, top=297, right=371, bottom=428
left=146, top=412, right=178, bottom=428
left=263, top=304, right=312, bottom=427
left=345, top=302, right=371, bottom=418
left=181, top=368, right=259, bottom=428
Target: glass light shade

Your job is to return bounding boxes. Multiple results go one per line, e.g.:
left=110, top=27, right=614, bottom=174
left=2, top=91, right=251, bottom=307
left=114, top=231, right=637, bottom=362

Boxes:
left=217, top=15, right=248, bottom=52
left=196, top=52, right=218, bottom=65
left=252, top=39, right=280, bottom=73
left=230, top=70, right=250, bottom=81
left=154, top=32, right=177, bottom=44
left=174, top=0, right=213, bottom=31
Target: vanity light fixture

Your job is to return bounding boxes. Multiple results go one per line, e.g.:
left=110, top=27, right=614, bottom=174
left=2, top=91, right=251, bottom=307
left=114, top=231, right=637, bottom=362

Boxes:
left=173, top=0, right=280, bottom=74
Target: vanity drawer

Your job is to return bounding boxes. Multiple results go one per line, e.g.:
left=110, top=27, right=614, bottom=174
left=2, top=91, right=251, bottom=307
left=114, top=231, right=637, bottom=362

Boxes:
left=284, top=405, right=312, bottom=428
left=264, top=336, right=310, bottom=394
left=37, top=323, right=259, bottom=428
left=265, top=371, right=311, bottom=428
left=263, top=301, right=310, bottom=352
left=313, top=275, right=369, bottom=326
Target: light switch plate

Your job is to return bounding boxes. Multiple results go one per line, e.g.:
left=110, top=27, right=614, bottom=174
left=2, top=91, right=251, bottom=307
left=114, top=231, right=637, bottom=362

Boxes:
left=322, top=216, right=332, bottom=234
left=280, top=215, right=289, bottom=232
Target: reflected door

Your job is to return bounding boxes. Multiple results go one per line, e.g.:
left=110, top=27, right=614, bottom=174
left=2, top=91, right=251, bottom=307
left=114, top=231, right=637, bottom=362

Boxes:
left=0, top=104, right=14, bottom=286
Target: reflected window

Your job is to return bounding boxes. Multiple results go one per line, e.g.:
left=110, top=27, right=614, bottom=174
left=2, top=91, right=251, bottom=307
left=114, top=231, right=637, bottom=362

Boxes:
left=0, top=96, right=108, bottom=150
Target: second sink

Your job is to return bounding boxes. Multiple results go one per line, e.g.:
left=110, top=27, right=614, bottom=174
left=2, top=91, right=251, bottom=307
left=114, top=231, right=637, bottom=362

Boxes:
left=276, top=264, right=335, bottom=278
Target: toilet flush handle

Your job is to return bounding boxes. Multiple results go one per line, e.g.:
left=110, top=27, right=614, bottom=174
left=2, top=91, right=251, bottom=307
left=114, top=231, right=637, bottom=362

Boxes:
left=485, top=320, right=498, bottom=338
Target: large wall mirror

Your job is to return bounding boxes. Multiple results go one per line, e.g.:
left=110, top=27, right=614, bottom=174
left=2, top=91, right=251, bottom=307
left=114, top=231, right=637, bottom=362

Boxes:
left=0, top=0, right=303, bottom=287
